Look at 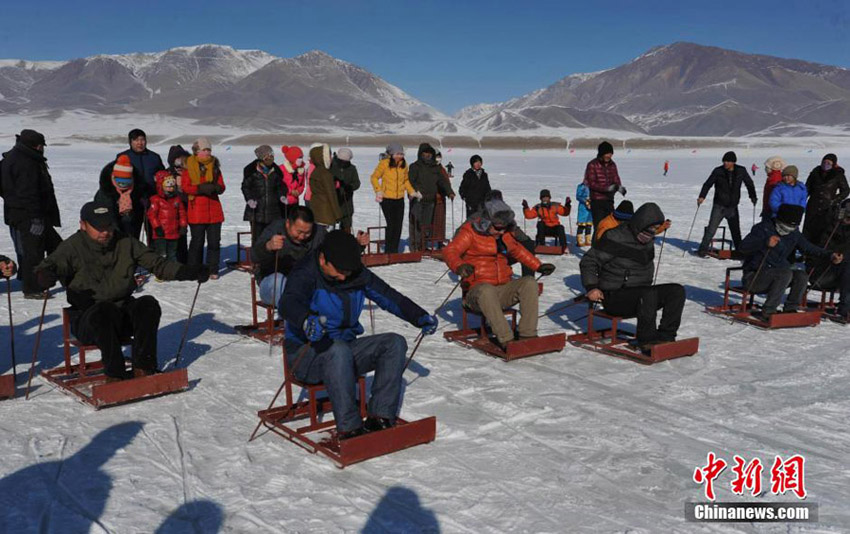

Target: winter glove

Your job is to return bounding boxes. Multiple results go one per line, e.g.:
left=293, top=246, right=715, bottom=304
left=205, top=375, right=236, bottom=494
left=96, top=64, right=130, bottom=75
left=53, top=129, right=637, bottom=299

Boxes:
left=179, top=226, right=188, bottom=237
left=176, top=264, right=211, bottom=283
left=303, top=315, right=327, bottom=343
left=30, top=218, right=44, bottom=236
left=418, top=314, right=439, bottom=336
left=412, top=191, right=423, bottom=200
left=606, top=184, right=618, bottom=192
left=376, top=192, right=384, bottom=203
left=35, top=268, right=58, bottom=290
left=213, top=183, right=225, bottom=195
left=565, top=197, right=572, bottom=206
left=280, top=196, right=289, bottom=205
left=197, top=183, right=217, bottom=196
left=618, top=185, right=627, bottom=196
left=750, top=197, right=758, bottom=205
left=247, top=199, right=258, bottom=209
left=456, top=263, right=475, bottom=279
left=0, top=260, right=16, bottom=278
left=522, top=200, right=529, bottom=210
left=537, top=263, right=556, bottom=276
left=154, top=227, right=165, bottom=238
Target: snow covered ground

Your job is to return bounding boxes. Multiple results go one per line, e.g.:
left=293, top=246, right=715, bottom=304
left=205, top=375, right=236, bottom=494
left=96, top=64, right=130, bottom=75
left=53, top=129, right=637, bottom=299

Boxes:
left=1, top=142, right=848, bottom=533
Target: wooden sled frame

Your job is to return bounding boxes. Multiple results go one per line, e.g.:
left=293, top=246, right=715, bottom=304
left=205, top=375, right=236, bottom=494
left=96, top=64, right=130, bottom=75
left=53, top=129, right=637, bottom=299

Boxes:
left=444, top=283, right=565, bottom=361
left=567, top=307, right=699, bottom=364
left=534, top=235, right=568, bottom=256
left=233, top=230, right=254, bottom=272
left=234, top=273, right=283, bottom=344
left=706, top=225, right=733, bottom=260
left=256, top=346, right=436, bottom=468
left=803, top=286, right=845, bottom=323
left=39, top=309, right=189, bottom=409
left=0, top=374, right=14, bottom=400
left=705, top=266, right=822, bottom=329
left=361, top=226, right=423, bottom=267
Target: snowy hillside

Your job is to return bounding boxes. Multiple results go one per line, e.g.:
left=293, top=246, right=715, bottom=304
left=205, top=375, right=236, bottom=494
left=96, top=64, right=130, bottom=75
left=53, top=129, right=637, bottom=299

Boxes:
left=0, top=143, right=847, bottom=532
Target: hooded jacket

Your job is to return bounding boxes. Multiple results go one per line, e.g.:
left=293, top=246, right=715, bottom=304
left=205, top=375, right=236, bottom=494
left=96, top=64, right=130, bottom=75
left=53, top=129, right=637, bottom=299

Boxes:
left=739, top=220, right=830, bottom=272
left=280, top=149, right=306, bottom=206
left=241, top=160, right=285, bottom=223
left=0, top=141, right=61, bottom=228
left=805, top=165, right=849, bottom=216
left=307, top=144, right=342, bottom=225
left=330, top=157, right=360, bottom=222
left=768, top=181, right=807, bottom=217
left=283, top=251, right=428, bottom=351
left=762, top=169, right=783, bottom=216
left=575, top=183, right=592, bottom=224
left=36, top=230, right=183, bottom=311
left=147, top=173, right=187, bottom=240
left=443, top=218, right=541, bottom=290
left=95, top=161, right=147, bottom=235
left=370, top=157, right=415, bottom=200
left=699, top=164, right=758, bottom=207
left=580, top=203, right=665, bottom=291
left=409, top=143, right=454, bottom=202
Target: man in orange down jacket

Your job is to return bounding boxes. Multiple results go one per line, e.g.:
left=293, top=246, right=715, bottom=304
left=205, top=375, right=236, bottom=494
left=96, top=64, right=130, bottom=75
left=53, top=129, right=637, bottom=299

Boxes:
left=523, top=189, right=570, bottom=249
left=443, top=197, right=556, bottom=351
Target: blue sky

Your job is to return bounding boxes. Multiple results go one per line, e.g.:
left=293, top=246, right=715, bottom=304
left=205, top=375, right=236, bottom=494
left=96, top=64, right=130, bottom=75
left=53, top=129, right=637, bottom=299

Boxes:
left=1, top=0, right=848, bottom=113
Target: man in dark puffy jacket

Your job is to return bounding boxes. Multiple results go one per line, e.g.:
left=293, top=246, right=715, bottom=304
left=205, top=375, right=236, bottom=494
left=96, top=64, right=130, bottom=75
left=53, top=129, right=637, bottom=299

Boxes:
left=330, top=148, right=360, bottom=233
left=283, top=231, right=437, bottom=439
left=241, top=145, right=285, bottom=242
left=117, top=128, right=164, bottom=198
left=580, top=202, right=685, bottom=351
left=584, top=141, right=626, bottom=243
left=697, top=151, right=758, bottom=256
left=0, top=129, right=62, bottom=298
left=459, top=155, right=491, bottom=216
left=739, top=204, right=842, bottom=320
left=806, top=199, right=850, bottom=320
left=409, top=143, right=455, bottom=250
left=803, top=154, right=849, bottom=242
left=34, top=201, right=209, bottom=380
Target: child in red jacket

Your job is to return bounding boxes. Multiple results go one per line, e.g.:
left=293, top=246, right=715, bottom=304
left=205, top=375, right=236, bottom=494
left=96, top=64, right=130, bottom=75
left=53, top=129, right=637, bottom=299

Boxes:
left=148, top=174, right=187, bottom=262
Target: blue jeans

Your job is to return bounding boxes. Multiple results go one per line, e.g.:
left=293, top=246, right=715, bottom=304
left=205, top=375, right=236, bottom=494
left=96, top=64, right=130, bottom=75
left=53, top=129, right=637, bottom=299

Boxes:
left=285, top=333, right=408, bottom=432
left=258, top=273, right=286, bottom=314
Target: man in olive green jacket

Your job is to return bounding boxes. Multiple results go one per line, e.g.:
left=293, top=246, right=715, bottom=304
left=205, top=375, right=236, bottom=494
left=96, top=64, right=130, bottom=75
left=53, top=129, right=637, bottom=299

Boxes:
left=35, top=201, right=209, bottom=380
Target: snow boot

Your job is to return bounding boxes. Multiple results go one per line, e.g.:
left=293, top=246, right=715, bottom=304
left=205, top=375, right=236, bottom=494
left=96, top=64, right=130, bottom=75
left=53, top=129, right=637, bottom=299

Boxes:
left=364, top=416, right=396, bottom=432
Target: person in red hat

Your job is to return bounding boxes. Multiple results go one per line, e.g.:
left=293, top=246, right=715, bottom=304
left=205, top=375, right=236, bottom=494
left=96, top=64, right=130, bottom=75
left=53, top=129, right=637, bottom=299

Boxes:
left=280, top=145, right=307, bottom=209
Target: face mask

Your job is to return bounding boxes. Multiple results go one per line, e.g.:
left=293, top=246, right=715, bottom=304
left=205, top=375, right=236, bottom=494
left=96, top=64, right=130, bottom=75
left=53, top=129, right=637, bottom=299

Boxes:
left=775, top=221, right=795, bottom=236
left=636, top=230, right=655, bottom=244
left=823, top=161, right=834, bottom=171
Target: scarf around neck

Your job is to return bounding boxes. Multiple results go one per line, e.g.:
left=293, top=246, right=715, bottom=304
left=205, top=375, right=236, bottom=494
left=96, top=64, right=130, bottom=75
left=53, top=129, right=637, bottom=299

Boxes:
left=111, top=177, right=134, bottom=215
left=186, top=154, right=215, bottom=200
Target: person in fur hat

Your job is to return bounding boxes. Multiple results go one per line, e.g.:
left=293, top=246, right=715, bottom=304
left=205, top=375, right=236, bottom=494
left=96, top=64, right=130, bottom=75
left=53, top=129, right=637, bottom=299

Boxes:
left=306, top=143, right=342, bottom=227
left=761, top=156, right=785, bottom=221
left=442, top=197, right=555, bottom=351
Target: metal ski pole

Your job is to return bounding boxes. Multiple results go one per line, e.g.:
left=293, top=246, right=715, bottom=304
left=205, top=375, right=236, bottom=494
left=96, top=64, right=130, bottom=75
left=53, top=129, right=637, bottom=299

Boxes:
left=6, top=279, right=16, bottom=383
left=682, top=204, right=702, bottom=257
left=737, top=250, right=771, bottom=322
left=173, top=281, right=202, bottom=369
left=24, top=292, right=50, bottom=400
left=434, top=268, right=451, bottom=285
left=267, top=251, right=280, bottom=359
left=451, top=197, right=455, bottom=236
left=752, top=203, right=756, bottom=228
left=404, top=279, right=461, bottom=371
left=538, top=296, right=586, bottom=319
left=653, top=229, right=668, bottom=285
left=369, top=300, right=375, bottom=335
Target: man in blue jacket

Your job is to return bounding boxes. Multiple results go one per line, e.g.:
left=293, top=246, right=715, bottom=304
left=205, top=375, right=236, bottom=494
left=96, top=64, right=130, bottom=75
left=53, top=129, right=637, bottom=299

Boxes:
left=768, top=165, right=807, bottom=219
left=282, top=230, right=438, bottom=439
left=117, top=129, right=165, bottom=199
left=697, top=151, right=758, bottom=256
left=739, top=204, right=842, bottom=319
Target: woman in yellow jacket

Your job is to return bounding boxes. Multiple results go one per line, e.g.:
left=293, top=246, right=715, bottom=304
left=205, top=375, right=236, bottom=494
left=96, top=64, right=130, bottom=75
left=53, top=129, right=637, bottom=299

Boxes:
left=371, top=143, right=421, bottom=253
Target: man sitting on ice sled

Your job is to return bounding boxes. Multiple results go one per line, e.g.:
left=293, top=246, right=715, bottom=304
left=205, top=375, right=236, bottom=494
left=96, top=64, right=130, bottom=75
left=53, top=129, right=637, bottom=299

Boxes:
left=579, top=202, right=685, bottom=353
left=34, top=201, right=210, bottom=380
left=282, top=230, right=438, bottom=440
left=443, top=197, right=556, bottom=352
left=739, top=203, right=842, bottom=321
left=806, top=198, right=850, bottom=322
left=522, top=189, right=571, bottom=249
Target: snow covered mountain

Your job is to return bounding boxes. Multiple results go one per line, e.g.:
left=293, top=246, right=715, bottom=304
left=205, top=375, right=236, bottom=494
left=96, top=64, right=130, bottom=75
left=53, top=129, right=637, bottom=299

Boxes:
left=457, top=42, right=850, bottom=137
left=0, top=44, right=447, bottom=131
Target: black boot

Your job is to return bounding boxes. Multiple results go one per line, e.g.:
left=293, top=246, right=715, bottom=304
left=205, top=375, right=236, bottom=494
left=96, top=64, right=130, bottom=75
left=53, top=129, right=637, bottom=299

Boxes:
left=364, top=416, right=396, bottom=432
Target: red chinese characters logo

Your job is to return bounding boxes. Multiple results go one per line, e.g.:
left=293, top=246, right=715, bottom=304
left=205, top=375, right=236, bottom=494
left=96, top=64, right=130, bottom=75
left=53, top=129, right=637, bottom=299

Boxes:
left=693, top=452, right=728, bottom=501
left=730, top=456, right=763, bottom=497
left=770, top=455, right=806, bottom=499
left=693, top=453, right=806, bottom=500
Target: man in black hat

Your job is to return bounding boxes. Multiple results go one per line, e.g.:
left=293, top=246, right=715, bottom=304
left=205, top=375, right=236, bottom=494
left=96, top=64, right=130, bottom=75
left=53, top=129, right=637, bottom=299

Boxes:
left=117, top=128, right=165, bottom=196
left=584, top=141, right=626, bottom=244
left=34, top=201, right=210, bottom=380
left=0, top=129, right=62, bottom=298
left=282, top=230, right=438, bottom=439
left=739, top=203, right=842, bottom=319
left=696, top=151, right=758, bottom=257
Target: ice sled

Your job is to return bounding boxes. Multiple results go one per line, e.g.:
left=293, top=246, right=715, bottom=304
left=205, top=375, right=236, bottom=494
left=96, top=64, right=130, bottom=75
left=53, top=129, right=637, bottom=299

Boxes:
left=443, top=282, right=565, bottom=360
left=225, top=229, right=254, bottom=273
left=803, top=286, right=845, bottom=324
left=361, top=226, right=423, bottom=268
left=705, top=267, right=822, bottom=329
left=234, top=273, right=284, bottom=344
left=0, top=374, right=13, bottom=400
left=254, top=346, right=436, bottom=468
left=705, top=225, right=734, bottom=260
left=567, top=307, right=699, bottom=364
left=534, top=237, right=568, bottom=256
left=39, top=309, right=189, bottom=409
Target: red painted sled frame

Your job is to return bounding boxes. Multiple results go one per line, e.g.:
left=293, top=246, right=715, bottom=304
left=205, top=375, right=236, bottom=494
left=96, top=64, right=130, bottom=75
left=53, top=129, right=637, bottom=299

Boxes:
left=40, top=309, right=189, bottom=409
left=361, top=226, right=423, bottom=267
left=234, top=274, right=284, bottom=345
left=803, top=287, right=845, bottom=324
left=256, top=347, right=436, bottom=468
left=567, top=307, right=699, bottom=364
left=0, top=374, right=14, bottom=400
left=705, top=267, right=822, bottom=329
left=706, top=225, right=733, bottom=260
left=534, top=236, right=568, bottom=256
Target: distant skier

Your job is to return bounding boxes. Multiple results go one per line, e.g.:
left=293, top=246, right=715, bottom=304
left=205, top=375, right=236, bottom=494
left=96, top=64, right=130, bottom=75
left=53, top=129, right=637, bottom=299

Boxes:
left=663, top=160, right=669, bottom=176
left=522, top=189, right=570, bottom=249
left=803, top=154, right=849, bottom=242
left=584, top=141, right=626, bottom=244
left=696, top=151, right=757, bottom=257
left=751, top=163, right=759, bottom=177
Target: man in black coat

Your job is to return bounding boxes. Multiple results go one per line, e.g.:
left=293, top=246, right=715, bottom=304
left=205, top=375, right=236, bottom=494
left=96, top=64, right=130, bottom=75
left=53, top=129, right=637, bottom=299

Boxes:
left=580, top=202, right=686, bottom=351
left=739, top=204, right=841, bottom=319
left=805, top=198, right=850, bottom=320
left=697, top=151, right=758, bottom=256
left=241, top=145, right=285, bottom=242
left=330, top=148, right=360, bottom=233
left=803, top=153, right=849, bottom=242
left=0, top=129, right=62, bottom=298
left=459, top=154, right=491, bottom=216
left=408, top=143, right=455, bottom=250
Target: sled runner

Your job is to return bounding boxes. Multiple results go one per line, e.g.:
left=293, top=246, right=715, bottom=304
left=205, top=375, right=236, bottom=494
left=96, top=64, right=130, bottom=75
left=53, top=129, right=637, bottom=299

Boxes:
left=0, top=374, right=13, bottom=400
left=361, top=226, right=423, bottom=267
left=39, top=309, right=189, bottom=409
left=443, top=283, right=565, bottom=360
left=567, top=307, right=699, bottom=364
left=225, top=230, right=254, bottom=272
left=234, top=274, right=284, bottom=344
left=255, top=347, right=436, bottom=468
left=706, top=225, right=733, bottom=260
left=705, top=267, right=822, bottom=328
